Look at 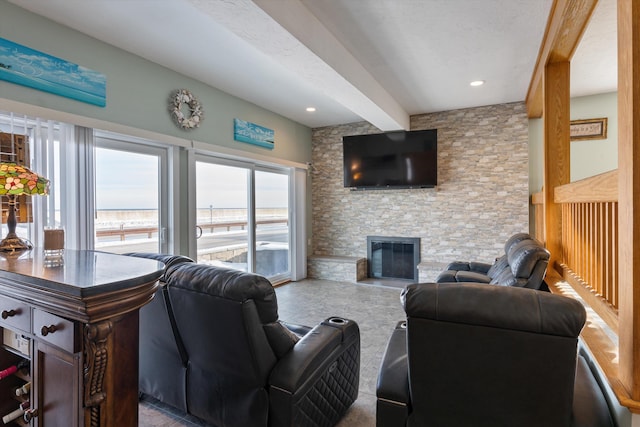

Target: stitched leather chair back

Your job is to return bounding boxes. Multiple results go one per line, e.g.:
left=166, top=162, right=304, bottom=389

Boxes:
left=484, top=234, right=531, bottom=279
left=164, top=263, right=287, bottom=426
left=504, top=232, right=533, bottom=253
left=127, top=253, right=195, bottom=412
left=401, top=282, right=586, bottom=427
left=509, top=239, right=550, bottom=285
left=489, top=239, right=550, bottom=288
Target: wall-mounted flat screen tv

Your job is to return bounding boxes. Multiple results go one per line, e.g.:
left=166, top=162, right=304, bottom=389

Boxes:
left=343, top=129, right=437, bottom=189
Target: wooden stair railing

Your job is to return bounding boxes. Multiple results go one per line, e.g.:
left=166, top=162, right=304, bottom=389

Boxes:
left=532, top=170, right=619, bottom=332
left=532, top=170, right=632, bottom=410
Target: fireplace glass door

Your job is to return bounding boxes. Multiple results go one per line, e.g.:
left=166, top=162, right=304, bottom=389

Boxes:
left=368, top=236, right=420, bottom=281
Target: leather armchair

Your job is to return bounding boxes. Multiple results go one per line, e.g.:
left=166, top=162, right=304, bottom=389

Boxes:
left=436, top=233, right=550, bottom=289
left=376, top=283, right=614, bottom=427
left=128, top=253, right=360, bottom=427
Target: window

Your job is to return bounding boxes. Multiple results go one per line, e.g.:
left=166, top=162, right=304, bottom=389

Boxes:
left=0, top=110, right=306, bottom=282
left=193, top=155, right=292, bottom=282
left=94, top=132, right=171, bottom=254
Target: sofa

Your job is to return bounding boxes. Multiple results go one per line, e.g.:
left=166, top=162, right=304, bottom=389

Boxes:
left=128, top=253, right=361, bottom=427
left=436, top=232, right=550, bottom=289
left=376, top=282, right=614, bottom=427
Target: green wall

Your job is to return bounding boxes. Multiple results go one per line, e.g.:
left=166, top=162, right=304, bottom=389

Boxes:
left=570, top=92, right=618, bottom=181
left=528, top=91, right=618, bottom=193
left=0, top=0, right=312, bottom=164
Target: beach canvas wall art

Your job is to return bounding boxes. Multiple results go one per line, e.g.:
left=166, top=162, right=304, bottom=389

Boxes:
left=0, top=37, right=106, bottom=107
left=234, top=118, right=274, bottom=149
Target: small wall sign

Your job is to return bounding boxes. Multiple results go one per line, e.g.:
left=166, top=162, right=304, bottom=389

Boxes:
left=570, top=118, right=608, bottom=141
left=0, top=37, right=106, bottom=107
left=234, top=118, right=274, bottom=149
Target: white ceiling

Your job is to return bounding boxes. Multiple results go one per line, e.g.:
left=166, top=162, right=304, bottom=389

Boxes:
left=8, top=0, right=617, bottom=130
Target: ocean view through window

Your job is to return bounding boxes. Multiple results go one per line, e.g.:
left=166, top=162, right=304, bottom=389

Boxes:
left=0, top=110, right=296, bottom=283
left=94, top=146, right=161, bottom=253
left=195, top=158, right=291, bottom=281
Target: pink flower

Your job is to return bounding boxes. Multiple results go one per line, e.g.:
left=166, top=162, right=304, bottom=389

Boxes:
left=4, top=177, right=24, bottom=191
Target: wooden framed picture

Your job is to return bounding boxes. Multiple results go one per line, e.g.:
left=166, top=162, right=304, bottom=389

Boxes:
left=570, top=118, right=608, bottom=141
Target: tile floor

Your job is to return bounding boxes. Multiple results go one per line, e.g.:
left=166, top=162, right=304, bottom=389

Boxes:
left=138, top=278, right=408, bottom=427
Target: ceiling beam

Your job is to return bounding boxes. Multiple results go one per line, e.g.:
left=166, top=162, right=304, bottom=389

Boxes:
left=248, top=0, right=410, bottom=131
left=526, top=0, right=599, bottom=118
left=189, top=0, right=409, bottom=130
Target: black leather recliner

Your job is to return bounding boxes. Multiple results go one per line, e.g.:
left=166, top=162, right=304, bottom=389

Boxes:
left=127, top=253, right=195, bottom=413
left=436, top=233, right=550, bottom=289
left=128, top=253, right=360, bottom=427
left=376, top=282, right=614, bottom=427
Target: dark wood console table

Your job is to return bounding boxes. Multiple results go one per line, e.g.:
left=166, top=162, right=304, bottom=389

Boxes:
left=0, top=250, right=163, bottom=427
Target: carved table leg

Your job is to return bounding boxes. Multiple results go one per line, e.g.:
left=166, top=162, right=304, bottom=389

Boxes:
left=84, top=321, right=113, bottom=427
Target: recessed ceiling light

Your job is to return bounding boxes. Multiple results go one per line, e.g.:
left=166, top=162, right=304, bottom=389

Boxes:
left=306, top=107, right=316, bottom=112
left=470, top=80, right=485, bottom=87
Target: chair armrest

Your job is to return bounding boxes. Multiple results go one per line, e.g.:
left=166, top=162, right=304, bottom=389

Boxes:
left=446, top=261, right=471, bottom=271
left=455, top=270, right=492, bottom=283
left=281, top=321, right=313, bottom=339
left=439, top=262, right=492, bottom=282
left=436, top=270, right=457, bottom=283
left=269, top=318, right=360, bottom=427
left=376, top=322, right=410, bottom=427
left=445, top=261, right=493, bottom=274
left=270, top=323, right=342, bottom=391
left=469, top=261, right=493, bottom=274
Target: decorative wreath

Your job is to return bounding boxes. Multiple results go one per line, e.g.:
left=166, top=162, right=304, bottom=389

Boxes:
left=169, top=89, right=203, bottom=130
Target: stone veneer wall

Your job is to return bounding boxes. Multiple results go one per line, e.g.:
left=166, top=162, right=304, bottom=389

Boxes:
left=310, top=102, right=529, bottom=282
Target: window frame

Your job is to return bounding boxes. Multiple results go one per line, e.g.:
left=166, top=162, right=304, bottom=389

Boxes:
left=94, top=131, right=174, bottom=254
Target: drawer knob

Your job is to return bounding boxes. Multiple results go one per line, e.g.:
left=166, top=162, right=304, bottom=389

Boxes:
left=1, top=309, right=16, bottom=319
left=41, top=324, right=58, bottom=336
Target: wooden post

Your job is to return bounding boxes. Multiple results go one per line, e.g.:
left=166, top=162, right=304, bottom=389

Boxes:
left=617, top=0, right=640, bottom=401
left=543, top=60, right=571, bottom=272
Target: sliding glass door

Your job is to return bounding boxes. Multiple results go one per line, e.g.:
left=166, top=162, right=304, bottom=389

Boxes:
left=195, top=161, right=250, bottom=271
left=194, top=157, right=291, bottom=282
left=255, top=169, right=290, bottom=279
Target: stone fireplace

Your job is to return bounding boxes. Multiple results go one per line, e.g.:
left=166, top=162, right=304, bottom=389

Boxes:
left=309, top=103, right=529, bottom=285
left=367, top=236, right=421, bottom=282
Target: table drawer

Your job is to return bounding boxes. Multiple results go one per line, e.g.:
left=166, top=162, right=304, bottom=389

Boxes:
left=0, top=294, right=31, bottom=333
left=33, top=309, right=79, bottom=353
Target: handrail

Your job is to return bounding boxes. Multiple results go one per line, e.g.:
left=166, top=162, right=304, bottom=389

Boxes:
left=554, top=169, right=618, bottom=203
left=96, top=218, right=289, bottom=241
left=97, top=225, right=157, bottom=239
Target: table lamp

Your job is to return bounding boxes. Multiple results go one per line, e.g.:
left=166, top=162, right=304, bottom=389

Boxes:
left=0, top=163, right=49, bottom=252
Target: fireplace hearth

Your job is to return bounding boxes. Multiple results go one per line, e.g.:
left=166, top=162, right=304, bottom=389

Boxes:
left=367, top=236, right=420, bottom=282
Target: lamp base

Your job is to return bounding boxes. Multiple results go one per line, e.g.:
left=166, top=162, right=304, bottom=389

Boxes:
left=0, top=233, right=32, bottom=252
left=1, top=194, right=32, bottom=252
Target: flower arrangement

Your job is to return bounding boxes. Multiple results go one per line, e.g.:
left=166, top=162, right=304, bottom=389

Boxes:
left=169, top=89, right=203, bottom=130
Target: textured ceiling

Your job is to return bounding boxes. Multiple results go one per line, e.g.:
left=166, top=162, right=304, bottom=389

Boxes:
left=7, top=0, right=616, bottom=130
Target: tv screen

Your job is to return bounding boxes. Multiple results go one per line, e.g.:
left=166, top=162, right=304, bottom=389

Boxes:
left=343, top=129, right=437, bottom=189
